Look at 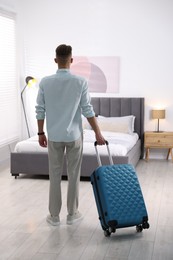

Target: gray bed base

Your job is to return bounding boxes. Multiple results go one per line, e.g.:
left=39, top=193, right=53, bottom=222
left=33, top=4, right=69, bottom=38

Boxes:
left=10, top=97, right=144, bottom=178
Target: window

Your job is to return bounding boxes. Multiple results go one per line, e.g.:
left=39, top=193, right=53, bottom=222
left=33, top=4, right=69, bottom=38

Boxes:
left=0, top=10, right=19, bottom=147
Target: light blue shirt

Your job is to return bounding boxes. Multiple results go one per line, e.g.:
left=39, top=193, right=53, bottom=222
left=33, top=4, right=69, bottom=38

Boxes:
left=35, top=69, right=95, bottom=142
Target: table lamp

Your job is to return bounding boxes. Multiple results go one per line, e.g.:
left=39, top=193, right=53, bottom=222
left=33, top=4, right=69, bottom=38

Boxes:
left=152, top=109, right=165, bottom=132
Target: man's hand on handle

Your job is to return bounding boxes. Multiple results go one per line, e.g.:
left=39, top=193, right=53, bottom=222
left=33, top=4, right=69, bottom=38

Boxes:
left=95, top=132, right=106, bottom=145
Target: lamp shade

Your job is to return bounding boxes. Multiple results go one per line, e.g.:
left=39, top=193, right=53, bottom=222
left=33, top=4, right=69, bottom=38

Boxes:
left=25, top=76, right=34, bottom=84
left=152, top=109, right=165, bottom=119
left=25, top=76, right=36, bottom=87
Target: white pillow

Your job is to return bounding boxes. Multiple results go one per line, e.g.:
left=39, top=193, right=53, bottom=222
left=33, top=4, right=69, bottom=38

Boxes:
left=97, top=115, right=135, bottom=134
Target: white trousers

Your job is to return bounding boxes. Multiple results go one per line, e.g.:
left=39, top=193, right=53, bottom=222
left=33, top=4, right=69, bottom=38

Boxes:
left=48, top=135, right=83, bottom=217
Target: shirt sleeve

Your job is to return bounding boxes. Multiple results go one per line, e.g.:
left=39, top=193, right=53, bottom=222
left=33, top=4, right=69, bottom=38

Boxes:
left=35, top=83, right=46, bottom=120
left=80, top=81, right=95, bottom=118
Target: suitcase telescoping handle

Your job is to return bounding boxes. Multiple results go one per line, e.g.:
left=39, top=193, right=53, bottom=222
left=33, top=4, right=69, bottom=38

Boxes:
left=94, top=140, right=114, bottom=167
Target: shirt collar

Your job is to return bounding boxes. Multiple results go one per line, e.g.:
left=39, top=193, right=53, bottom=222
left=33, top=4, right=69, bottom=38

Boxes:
left=56, top=69, right=70, bottom=73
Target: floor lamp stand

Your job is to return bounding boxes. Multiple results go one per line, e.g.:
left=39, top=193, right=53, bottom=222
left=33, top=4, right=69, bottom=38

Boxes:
left=21, top=85, right=30, bottom=138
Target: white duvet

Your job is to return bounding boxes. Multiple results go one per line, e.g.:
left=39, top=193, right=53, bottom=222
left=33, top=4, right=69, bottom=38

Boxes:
left=14, top=130, right=139, bottom=156
left=83, top=130, right=138, bottom=156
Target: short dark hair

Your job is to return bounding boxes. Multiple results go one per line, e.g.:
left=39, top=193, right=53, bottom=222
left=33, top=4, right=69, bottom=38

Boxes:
left=55, top=44, right=72, bottom=58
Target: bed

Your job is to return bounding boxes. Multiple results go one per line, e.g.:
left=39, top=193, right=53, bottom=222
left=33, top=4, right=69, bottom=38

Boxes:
left=10, top=97, right=144, bottom=178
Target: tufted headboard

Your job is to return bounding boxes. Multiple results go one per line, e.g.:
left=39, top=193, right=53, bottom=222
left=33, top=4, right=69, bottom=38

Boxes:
left=91, top=97, right=145, bottom=157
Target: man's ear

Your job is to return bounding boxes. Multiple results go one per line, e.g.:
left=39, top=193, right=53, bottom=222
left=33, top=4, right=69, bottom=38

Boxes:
left=71, top=58, right=73, bottom=64
left=54, top=58, right=58, bottom=63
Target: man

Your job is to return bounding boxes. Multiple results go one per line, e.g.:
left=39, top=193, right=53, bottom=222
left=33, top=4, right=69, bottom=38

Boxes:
left=35, top=44, right=105, bottom=226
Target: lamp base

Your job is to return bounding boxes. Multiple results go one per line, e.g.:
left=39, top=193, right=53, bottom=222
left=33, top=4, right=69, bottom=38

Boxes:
left=153, top=131, right=164, bottom=133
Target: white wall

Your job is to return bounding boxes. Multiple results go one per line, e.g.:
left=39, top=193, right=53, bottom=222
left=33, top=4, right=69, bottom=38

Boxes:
left=0, top=0, right=17, bottom=10
left=0, top=0, right=18, bottom=163
left=1, top=0, right=173, bottom=160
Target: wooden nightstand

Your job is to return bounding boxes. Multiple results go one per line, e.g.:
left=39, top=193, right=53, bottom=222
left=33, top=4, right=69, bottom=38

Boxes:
left=144, top=131, right=173, bottom=161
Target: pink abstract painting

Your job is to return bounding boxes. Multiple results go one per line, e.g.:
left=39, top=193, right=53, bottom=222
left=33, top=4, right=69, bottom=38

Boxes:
left=71, top=56, right=120, bottom=93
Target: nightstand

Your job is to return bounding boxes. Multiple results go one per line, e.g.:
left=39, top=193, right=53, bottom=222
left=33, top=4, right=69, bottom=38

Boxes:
left=144, top=131, right=173, bottom=161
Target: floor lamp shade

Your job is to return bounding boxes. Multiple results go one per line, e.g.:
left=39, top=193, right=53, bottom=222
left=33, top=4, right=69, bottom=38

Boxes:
left=152, top=109, right=165, bottom=132
left=25, top=76, right=36, bottom=86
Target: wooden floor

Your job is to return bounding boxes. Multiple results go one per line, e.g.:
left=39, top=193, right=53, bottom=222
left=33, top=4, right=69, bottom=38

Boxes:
left=0, top=159, right=173, bottom=260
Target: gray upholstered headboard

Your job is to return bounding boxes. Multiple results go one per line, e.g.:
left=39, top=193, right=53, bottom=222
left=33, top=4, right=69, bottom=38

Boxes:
left=91, top=97, right=145, bottom=156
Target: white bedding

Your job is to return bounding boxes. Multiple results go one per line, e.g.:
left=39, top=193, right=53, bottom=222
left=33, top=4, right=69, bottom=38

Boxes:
left=14, top=130, right=139, bottom=156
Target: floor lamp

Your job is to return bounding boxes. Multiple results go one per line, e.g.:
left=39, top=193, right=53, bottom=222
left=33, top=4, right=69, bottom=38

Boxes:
left=21, top=76, right=36, bottom=138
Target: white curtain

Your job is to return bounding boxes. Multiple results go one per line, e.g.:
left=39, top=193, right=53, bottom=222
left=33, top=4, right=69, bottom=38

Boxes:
left=0, top=9, right=20, bottom=147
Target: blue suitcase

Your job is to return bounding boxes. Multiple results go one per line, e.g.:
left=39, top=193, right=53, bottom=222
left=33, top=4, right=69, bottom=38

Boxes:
left=91, top=141, right=149, bottom=237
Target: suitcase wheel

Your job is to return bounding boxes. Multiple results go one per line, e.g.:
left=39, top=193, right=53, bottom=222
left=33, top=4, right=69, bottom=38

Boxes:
left=104, top=229, right=111, bottom=237
left=143, top=222, right=150, bottom=229
left=109, top=226, right=116, bottom=233
left=104, top=227, right=116, bottom=237
left=136, top=225, right=143, bottom=232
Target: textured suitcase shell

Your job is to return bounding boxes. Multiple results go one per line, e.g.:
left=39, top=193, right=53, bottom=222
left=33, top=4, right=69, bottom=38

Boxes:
left=91, top=164, right=149, bottom=235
